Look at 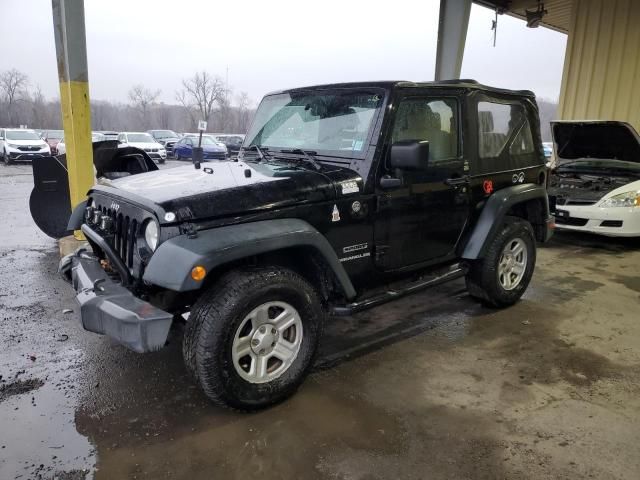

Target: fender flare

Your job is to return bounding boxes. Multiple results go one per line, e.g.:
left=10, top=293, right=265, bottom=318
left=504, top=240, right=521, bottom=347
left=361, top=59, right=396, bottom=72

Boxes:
left=143, top=218, right=357, bottom=299
left=461, top=183, right=549, bottom=260
left=67, top=200, right=88, bottom=231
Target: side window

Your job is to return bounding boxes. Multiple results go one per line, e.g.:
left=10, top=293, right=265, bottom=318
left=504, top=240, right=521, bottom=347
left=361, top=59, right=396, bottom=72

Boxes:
left=392, top=97, right=458, bottom=163
left=509, top=118, right=534, bottom=155
left=478, top=101, right=531, bottom=158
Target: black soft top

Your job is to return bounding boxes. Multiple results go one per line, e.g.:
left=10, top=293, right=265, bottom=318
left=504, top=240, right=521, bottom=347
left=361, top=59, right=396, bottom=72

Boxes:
left=268, top=79, right=536, bottom=98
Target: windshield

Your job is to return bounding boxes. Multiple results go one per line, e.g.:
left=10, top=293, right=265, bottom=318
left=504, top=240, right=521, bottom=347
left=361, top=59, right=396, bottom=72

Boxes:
left=151, top=130, right=177, bottom=139
left=220, top=135, right=243, bottom=145
left=6, top=130, right=42, bottom=141
left=45, top=130, right=64, bottom=140
left=245, top=89, right=385, bottom=159
left=127, top=133, right=155, bottom=143
left=200, top=137, right=216, bottom=145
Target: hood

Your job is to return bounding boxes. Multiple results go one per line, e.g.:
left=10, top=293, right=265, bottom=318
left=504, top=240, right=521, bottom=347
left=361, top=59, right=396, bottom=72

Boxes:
left=104, top=160, right=362, bottom=222
left=157, top=137, right=180, bottom=144
left=201, top=143, right=227, bottom=152
left=551, top=121, right=640, bottom=164
left=127, top=141, right=164, bottom=149
left=6, top=138, right=48, bottom=147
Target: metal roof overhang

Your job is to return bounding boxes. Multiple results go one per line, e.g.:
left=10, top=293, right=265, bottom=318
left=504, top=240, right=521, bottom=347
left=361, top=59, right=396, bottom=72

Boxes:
left=474, top=0, right=572, bottom=33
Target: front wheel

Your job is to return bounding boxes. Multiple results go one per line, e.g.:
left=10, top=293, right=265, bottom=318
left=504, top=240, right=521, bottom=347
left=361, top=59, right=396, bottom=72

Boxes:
left=3, top=149, right=12, bottom=165
left=185, top=267, right=324, bottom=410
left=465, top=216, right=536, bottom=308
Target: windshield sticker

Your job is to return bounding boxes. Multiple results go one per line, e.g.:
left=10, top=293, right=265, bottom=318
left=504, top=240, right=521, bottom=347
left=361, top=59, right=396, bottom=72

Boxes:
left=352, top=140, right=364, bottom=151
left=341, top=181, right=359, bottom=195
left=483, top=179, right=494, bottom=194
left=331, top=204, right=341, bottom=222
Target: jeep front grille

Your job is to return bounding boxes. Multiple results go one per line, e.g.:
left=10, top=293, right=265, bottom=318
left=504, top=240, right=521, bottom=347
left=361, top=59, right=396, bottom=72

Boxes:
left=97, top=207, right=139, bottom=269
left=88, top=193, right=156, bottom=277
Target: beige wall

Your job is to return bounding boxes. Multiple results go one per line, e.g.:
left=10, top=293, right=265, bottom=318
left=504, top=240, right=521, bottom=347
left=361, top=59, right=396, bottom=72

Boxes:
left=558, top=0, right=640, bottom=132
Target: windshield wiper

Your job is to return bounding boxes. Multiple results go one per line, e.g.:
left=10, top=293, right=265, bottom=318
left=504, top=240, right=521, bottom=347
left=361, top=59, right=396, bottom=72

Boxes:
left=279, top=148, right=322, bottom=171
left=242, top=144, right=270, bottom=162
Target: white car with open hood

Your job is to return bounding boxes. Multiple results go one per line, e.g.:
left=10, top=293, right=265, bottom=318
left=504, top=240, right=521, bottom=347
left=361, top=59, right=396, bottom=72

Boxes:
left=548, top=121, right=640, bottom=237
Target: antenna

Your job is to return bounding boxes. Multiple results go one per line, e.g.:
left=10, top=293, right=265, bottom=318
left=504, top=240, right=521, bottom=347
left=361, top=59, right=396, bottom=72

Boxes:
left=491, top=9, right=498, bottom=47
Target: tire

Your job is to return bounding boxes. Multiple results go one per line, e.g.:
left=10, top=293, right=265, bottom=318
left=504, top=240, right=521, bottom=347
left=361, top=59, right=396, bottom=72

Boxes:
left=186, top=266, right=324, bottom=410
left=175, top=152, right=181, bottom=160
left=465, top=216, right=536, bottom=308
left=3, top=149, right=12, bottom=165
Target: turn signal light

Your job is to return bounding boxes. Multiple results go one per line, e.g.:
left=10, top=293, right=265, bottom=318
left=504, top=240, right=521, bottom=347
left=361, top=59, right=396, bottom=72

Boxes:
left=191, top=266, right=206, bottom=281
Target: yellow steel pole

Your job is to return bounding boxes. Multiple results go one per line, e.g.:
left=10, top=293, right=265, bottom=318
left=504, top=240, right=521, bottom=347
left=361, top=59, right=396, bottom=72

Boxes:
left=52, top=0, right=94, bottom=240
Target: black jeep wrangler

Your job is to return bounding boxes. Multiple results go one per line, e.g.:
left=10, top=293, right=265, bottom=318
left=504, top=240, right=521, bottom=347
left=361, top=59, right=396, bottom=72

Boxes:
left=60, top=80, right=554, bottom=410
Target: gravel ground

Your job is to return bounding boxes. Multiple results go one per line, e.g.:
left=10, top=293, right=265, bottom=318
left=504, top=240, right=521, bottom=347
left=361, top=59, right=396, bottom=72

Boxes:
left=0, top=161, right=639, bottom=480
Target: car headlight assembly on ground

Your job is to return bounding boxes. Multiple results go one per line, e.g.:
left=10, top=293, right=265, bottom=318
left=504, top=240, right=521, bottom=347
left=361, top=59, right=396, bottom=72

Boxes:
left=599, top=190, right=640, bottom=208
left=144, top=219, right=160, bottom=251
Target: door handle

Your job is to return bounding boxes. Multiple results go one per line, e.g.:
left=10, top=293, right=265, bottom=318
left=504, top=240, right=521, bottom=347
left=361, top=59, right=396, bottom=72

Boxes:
left=444, top=175, right=470, bottom=187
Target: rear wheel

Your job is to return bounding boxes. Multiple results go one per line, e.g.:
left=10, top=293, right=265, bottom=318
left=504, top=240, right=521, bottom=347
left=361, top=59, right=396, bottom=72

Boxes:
left=175, top=151, right=181, bottom=160
left=185, top=266, right=323, bottom=410
left=465, top=216, right=536, bottom=308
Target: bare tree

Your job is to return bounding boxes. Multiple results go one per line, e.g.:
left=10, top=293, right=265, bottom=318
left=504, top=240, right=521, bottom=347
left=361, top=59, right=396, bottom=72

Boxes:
left=30, top=85, right=48, bottom=127
left=176, top=71, right=225, bottom=129
left=236, top=92, right=253, bottom=133
left=0, top=68, right=29, bottom=125
left=128, top=84, right=160, bottom=129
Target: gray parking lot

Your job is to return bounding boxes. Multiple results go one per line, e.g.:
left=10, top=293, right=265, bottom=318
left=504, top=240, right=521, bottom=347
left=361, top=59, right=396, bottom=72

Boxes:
left=1, top=161, right=639, bottom=480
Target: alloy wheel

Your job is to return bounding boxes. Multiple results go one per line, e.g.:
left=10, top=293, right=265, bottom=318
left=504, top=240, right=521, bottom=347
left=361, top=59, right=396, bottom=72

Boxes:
left=497, top=238, right=527, bottom=290
left=232, top=301, right=303, bottom=384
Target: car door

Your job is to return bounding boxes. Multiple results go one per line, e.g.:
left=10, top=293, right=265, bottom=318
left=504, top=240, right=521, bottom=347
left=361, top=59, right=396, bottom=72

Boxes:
left=373, top=92, right=470, bottom=271
left=174, top=138, right=186, bottom=157
left=0, top=129, right=5, bottom=152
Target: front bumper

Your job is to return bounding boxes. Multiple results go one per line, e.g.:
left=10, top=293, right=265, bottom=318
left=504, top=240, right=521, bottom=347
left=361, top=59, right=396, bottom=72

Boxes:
left=59, top=250, right=173, bottom=353
left=552, top=204, right=640, bottom=237
left=7, top=150, right=48, bottom=161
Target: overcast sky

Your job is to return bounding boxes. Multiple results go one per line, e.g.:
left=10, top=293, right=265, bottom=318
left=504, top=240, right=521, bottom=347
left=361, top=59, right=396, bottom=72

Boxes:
left=1, top=0, right=567, bottom=106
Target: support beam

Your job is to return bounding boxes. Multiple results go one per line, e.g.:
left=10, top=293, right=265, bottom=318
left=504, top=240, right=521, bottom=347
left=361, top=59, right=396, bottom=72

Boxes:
left=435, top=0, right=472, bottom=80
left=52, top=0, right=93, bottom=240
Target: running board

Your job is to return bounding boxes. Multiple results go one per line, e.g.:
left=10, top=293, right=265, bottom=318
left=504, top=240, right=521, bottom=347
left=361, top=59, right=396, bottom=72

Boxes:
left=331, top=266, right=467, bottom=317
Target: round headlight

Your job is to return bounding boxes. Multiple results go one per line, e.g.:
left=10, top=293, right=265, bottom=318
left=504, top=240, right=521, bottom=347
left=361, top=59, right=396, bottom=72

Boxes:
left=144, top=220, right=159, bottom=251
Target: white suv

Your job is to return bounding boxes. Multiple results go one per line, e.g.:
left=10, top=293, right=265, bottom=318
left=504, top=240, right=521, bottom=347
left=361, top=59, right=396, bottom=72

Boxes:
left=117, top=132, right=166, bottom=164
left=0, top=128, right=51, bottom=164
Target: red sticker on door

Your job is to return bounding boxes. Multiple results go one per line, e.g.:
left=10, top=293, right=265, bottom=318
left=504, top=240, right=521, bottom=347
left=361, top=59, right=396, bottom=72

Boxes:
left=483, top=179, right=494, bottom=194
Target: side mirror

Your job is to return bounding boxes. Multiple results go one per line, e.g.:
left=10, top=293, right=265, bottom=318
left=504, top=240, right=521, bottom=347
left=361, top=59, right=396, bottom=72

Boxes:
left=389, top=140, right=429, bottom=170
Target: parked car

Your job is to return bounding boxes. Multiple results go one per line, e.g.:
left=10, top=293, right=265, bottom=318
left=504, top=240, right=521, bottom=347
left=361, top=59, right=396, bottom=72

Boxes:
left=148, top=130, right=181, bottom=158
left=56, top=132, right=107, bottom=156
left=548, top=121, right=640, bottom=237
left=42, top=130, right=65, bottom=155
left=173, top=135, right=228, bottom=160
left=0, top=128, right=51, bottom=164
left=212, top=134, right=245, bottom=156
left=97, top=131, right=119, bottom=141
left=60, top=80, right=553, bottom=410
left=117, top=132, right=166, bottom=164
left=542, top=141, right=553, bottom=159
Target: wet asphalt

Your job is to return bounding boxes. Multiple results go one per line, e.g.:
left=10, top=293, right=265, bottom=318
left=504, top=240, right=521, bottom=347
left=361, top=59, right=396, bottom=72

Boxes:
left=1, top=161, right=639, bottom=479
